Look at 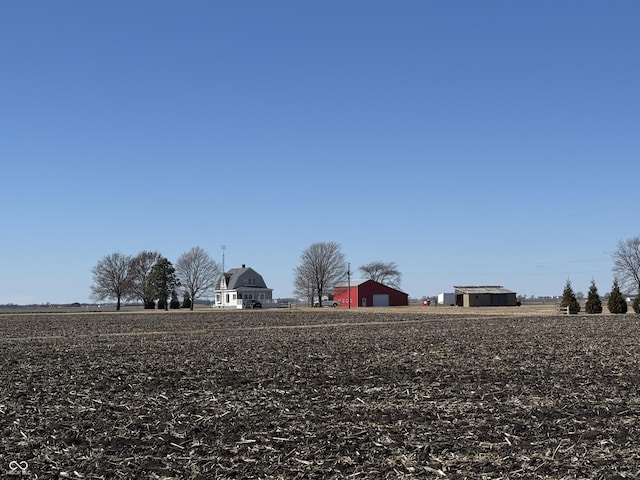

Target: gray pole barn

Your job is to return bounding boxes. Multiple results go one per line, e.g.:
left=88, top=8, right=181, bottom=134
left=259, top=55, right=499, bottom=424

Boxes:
left=454, top=286, right=518, bottom=307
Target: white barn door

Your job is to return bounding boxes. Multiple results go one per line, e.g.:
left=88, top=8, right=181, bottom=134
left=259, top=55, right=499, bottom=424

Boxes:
left=372, top=294, right=390, bottom=306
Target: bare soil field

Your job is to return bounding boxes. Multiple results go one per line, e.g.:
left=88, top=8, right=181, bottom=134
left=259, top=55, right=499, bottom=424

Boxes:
left=1, top=308, right=639, bottom=479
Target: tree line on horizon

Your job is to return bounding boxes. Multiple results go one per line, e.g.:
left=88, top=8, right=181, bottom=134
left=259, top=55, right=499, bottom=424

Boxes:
left=91, top=247, right=220, bottom=311
left=559, top=236, right=640, bottom=315
left=91, top=242, right=402, bottom=310
left=559, top=278, right=638, bottom=315
left=292, top=242, right=402, bottom=307
left=91, top=236, right=640, bottom=312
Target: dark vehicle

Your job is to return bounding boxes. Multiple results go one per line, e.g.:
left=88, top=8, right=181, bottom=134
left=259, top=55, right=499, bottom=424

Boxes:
left=249, top=300, right=262, bottom=309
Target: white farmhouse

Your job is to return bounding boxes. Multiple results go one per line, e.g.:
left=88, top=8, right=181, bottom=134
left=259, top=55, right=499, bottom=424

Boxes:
left=214, top=264, right=275, bottom=309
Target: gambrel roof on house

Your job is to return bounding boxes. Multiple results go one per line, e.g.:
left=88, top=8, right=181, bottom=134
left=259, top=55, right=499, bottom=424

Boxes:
left=221, top=265, right=270, bottom=290
left=215, top=264, right=274, bottom=309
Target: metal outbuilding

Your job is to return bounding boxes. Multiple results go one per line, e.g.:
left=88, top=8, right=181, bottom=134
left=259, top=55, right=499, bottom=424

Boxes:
left=453, top=285, right=518, bottom=307
left=333, top=279, right=409, bottom=308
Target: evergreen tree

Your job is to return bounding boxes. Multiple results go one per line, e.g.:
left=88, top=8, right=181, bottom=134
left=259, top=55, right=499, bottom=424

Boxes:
left=143, top=282, right=156, bottom=309
left=182, top=291, right=192, bottom=309
left=607, top=279, right=628, bottom=314
left=560, top=279, right=580, bottom=314
left=128, top=250, right=163, bottom=310
left=584, top=279, right=603, bottom=314
left=170, top=289, right=181, bottom=309
left=148, top=257, right=181, bottom=311
left=633, top=296, right=640, bottom=314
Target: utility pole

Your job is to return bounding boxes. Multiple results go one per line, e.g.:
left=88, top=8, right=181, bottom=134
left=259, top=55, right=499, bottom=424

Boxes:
left=347, top=262, right=351, bottom=309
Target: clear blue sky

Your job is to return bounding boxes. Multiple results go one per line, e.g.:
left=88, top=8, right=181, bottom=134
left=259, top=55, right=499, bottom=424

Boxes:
left=1, top=1, right=638, bottom=304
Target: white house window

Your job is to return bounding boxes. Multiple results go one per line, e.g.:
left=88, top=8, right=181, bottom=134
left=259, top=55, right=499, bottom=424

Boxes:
left=245, top=293, right=253, bottom=300
left=258, top=293, right=265, bottom=300
left=215, top=294, right=221, bottom=303
left=232, top=294, right=237, bottom=300
left=238, top=293, right=243, bottom=299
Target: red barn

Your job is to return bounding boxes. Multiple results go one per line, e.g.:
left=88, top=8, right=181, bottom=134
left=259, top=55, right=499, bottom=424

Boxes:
left=333, top=279, right=409, bottom=307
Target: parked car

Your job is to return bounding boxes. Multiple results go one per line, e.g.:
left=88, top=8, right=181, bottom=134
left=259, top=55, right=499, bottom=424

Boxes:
left=313, top=300, right=340, bottom=307
left=242, top=300, right=262, bottom=309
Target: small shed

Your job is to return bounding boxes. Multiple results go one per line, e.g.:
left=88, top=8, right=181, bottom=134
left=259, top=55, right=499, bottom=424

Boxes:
left=438, top=292, right=456, bottom=305
left=454, top=285, right=518, bottom=307
left=333, top=279, right=409, bottom=308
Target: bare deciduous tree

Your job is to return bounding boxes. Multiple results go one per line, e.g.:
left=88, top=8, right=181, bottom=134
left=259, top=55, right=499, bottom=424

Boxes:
left=128, top=250, right=162, bottom=308
left=295, top=242, right=347, bottom=307
left=293, top=262, right=316, bottom=306
left=612, top=236, right=640, bottom=295
left=359, top=261, right=402, bottom=289
left=90, top=252, right=132, bottom=310
left=176, top=246, right=220, bottom=310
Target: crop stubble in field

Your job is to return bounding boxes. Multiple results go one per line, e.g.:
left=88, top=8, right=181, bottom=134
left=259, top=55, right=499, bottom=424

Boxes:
left=0, top=310, right=639, bottom=479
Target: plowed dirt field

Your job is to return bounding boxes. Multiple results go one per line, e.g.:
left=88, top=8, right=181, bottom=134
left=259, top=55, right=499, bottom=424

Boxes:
left=1, top=308, right=639, bottom=479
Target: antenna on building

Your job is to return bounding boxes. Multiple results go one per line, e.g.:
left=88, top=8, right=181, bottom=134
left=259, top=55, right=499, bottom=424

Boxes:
left=221, top=245, right=226, bottom=274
